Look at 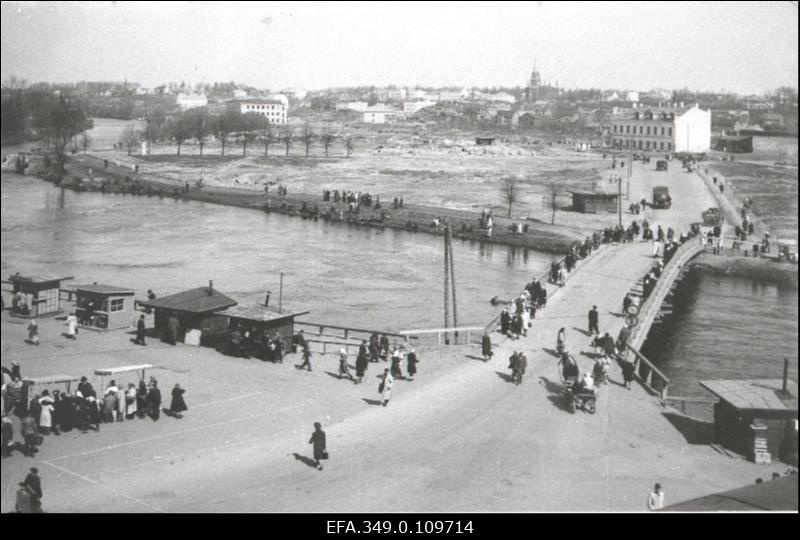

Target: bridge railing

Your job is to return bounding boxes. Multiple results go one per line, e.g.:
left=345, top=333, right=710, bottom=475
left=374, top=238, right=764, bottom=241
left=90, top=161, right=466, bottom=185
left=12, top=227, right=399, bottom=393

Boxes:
left=295, top=320, right=411, bottom=343
left=399, top=326, right=484, bottom=346
left=624, top=344, right=671, bottom=399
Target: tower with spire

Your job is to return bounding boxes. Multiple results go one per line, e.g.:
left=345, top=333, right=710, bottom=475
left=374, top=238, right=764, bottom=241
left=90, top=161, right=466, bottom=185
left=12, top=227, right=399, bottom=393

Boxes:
left=527, top=58, right=541, bottom=103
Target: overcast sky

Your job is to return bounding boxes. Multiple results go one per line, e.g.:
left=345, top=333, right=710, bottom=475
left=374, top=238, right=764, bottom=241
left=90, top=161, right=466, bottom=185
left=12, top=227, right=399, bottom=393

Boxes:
left=1, top=1, right=797, bottom=94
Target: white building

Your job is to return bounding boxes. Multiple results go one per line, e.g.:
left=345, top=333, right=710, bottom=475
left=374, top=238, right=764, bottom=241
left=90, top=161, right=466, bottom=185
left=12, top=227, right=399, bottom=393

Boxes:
left=488, top=92, right=516, bottom=104
left=625, top=91, right=640, bottom=103
left=610, top=104, right=711, bottom=153
left=362, top=107, right=401, bottom=124
left=336, top=101, right=370, bottom=112
left=177, top=93, right=208, bottom=111
left=403, top=100, right=438, bottom=114
left=233, top=89, right=249, bottom=99
left=240, top=99, right=288, bottom=124
left=387, top=88, right=408, bottom=101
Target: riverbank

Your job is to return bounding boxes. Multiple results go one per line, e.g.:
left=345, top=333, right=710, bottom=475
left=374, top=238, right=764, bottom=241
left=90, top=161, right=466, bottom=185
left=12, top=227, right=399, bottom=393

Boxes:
left=690, top=251, right=798, bottom=288
left=36, top=151, right=587, bottom=254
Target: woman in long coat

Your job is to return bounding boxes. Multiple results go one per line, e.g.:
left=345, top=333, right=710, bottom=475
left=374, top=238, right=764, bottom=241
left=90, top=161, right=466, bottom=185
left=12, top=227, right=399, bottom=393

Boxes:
left=38, top=392, right=55, bottom=434
left=126, top=383, right=138, bottom=419
left=136, top=380, right=147, bottom=418
left=381, top=369, right=394, bottom=407
left=308, top=422, right=326, bottom=471
left=406, top=349, right=418, bottom=380
left=65, top=313, right=78, bottom=340
left=169, top=384, right=187, bottom=418
left=481, top=334, right=493, bottom=361
left=355, top=345, right=368, bottom=384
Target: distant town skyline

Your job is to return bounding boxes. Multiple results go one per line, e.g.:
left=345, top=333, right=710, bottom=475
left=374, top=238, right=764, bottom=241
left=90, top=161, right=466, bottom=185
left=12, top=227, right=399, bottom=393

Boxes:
left=1, top=1, right=797, bottom=95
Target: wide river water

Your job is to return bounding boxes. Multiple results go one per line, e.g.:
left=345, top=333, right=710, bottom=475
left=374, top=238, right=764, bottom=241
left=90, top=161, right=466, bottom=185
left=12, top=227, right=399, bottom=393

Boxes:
left=1, top=170, right=550, bottom=333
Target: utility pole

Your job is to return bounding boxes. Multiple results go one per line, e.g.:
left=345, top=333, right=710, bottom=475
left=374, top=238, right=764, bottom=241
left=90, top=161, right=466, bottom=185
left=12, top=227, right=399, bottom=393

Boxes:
left=447, top=222, right=458, bottom=343
left=278, top=271, right=284, bottom=313
left=443, top=226, right=451, bottom=345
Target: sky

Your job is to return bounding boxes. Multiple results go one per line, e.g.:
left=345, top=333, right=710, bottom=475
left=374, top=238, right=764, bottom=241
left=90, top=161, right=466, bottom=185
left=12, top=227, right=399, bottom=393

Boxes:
left=1, top=1, right=797, bottom=94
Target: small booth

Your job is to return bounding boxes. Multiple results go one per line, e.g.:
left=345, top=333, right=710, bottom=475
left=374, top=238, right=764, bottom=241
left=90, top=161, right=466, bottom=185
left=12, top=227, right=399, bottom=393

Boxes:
left=138, top=282, right=237, bottom=345
left=7, top=273, right=73, bottom=317
left=94, top=364, right=154, bottom=394
left=74, top=283, right=136, bottom=330
left=701, top=377, right=798, bottom=466
left=216, top=304, right=309, bottom=358
left=24, top=374, right=82, bottom=406
left=475, top=137, right=495, bottom=146
left=570, top=191, right=619, bottom=214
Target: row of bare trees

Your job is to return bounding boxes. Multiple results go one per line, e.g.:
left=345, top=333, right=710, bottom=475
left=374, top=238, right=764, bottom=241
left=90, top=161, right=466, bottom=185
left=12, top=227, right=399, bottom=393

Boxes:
left=501, top=176, right=561, bottom=224
left=120, top=111, right=355, bottom=159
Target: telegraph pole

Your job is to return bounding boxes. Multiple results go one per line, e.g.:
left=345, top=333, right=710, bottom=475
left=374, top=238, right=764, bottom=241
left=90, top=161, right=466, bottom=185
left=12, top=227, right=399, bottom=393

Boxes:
left=443, top=227, right=451, bottom=345
left=279, top=271, right=284, bottom=313
left=447, top=223, right=458, bottom=342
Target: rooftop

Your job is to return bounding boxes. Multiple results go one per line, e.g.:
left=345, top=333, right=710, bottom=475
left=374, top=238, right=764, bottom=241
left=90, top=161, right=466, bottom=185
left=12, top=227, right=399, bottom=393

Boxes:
left=663, top=475, right=798, bottom=511
left=218, top=304, right=310, bottom=323
left=74, top=284, right=136, bottom=295
left=8, top=273, right=73, bottom=284
left=138, top=287, right=237, bottom=314
left=699, top=379, right=798, bottom=412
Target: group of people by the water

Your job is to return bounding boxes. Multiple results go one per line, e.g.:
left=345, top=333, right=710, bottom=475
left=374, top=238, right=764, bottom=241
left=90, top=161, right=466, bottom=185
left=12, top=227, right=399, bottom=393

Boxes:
left=2, top=366, right=188, bottom=459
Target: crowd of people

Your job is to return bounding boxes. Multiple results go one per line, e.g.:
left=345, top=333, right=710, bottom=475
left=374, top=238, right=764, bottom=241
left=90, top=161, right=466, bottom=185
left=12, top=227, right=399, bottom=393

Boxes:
left=2, top=365, right=188, bottom=460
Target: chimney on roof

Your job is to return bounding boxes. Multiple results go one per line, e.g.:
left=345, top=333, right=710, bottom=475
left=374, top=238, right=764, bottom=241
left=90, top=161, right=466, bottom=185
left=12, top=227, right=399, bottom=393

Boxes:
left=264, top=292, right=271, bottom=307
left=208, top=280, right=213, bottom=296
left=782, top=357, right=789, bottom=394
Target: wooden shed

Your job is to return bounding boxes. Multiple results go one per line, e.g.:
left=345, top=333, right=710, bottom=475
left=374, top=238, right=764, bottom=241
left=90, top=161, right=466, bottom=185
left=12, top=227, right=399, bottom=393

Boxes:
left=217, top=304, right=310, bottom=358
left=475, top=136, right=495, bottom=146
left=715, top=136, right=753, bottom=154
left=7, top=273, right=72, bottom=317
left=74, top=283, right=136, bottom=331
left=700, top=378, right=798, bottom=466
left=138, top=282, right=237, bottom=345
left=570, top=191, right=620, bottom=214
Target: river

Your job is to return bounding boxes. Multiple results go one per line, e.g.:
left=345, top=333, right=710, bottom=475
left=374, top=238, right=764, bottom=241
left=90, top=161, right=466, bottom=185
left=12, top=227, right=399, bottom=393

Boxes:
left=642, top=267, right=799, bottom=402
left=1, top=169, right=550, bottom=333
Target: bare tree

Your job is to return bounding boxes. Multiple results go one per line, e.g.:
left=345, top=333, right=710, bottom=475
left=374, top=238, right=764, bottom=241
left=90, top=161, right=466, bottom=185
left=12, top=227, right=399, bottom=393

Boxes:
left=320, top=132, right=336, bottom=157
left=240, top=131, right=257, bottom=156
left=545, top=181, right=560, bottom=225
left=300, top=123, right=315, bottom=157
left=213, top=109, right=238, bottom=156
left=501, top=176, right=519, bottom=218
left=280, top=129, right=293, bottom=157
left=344, top=137, right=354, bottom=158
left=168, top=116, right=191, bottom=156
left=79, top=132, right=91, bottom=153
left=120, top=125, right=141, bottom=156
left=261, top=125, right=275, bottom=157
left=186, top=110, right=209, bottom=155
left=33, top=95, right=92, bottom=171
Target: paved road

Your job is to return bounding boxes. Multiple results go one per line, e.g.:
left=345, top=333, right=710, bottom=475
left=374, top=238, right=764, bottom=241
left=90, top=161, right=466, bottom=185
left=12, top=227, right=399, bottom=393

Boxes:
left=1, top=160, right=765, bottom=512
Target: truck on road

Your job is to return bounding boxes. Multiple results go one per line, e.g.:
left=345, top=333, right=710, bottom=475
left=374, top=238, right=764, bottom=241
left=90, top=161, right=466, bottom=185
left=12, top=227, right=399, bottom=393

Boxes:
left=652, top=186, right=671, bottom=209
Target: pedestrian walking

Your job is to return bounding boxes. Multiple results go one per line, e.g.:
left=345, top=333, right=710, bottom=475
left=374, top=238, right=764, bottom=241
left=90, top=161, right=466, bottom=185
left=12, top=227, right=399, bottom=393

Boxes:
left=380, top=369, right=394, bottom=407
left=481, top=333, right=493, bottom=361
left=647, top=483, right=665, bottom=511
left=166, top=314, right=179, bottom=345
left=135, top=314, right=146, bottom=345
left=146, top=381, right=161, bottom=421
left=125, top=383, right=138, bottom=419
left=355, top=343, right=368, bottom=384
left=169, top=384, right=187, bottom=419
left=25, top=467, right=42, bottom=512
left=621, top=358, right=636, bottom=390
left=406, top=349, right=418, bottom=380
left=308, top=422, right=327, bottom=471
left=65, top=312, right=78, bottom=339
left=390, top=349, right=404, bottom=379
left=338, top=349, right=354, bottom=381
left=1, top=414, right=14, bottom=457
left=297, top=344, right=313, bottom=371
left=588, top=306, right=599, bottom=336
left=27, top=318, right=40, bottom=345
left=556, top=327, right=566, bottom=355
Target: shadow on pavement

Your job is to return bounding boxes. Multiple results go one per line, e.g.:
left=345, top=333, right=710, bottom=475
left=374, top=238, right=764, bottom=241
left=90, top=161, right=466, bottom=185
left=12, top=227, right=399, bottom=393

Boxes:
left=542, top=347, right=560, bottom=359
left=362, top=398, right=383, bottom=406
left=662, top=412, right=715, bottom=445
left=494, top=371, right=514, bottom=383
left=464, top=354, right=487, bottom=362
left=292, top=453, right=319, bottom=469
left=572, top=327, right=591, bottom=337
left=580, top=350, right=602, bottom=360
left=539, top=376, right=572, bottom=412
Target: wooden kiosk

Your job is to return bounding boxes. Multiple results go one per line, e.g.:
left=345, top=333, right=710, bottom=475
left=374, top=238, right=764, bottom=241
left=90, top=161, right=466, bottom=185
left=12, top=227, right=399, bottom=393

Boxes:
left=7, top=273, right=73, bottom=317
left=74, top=283, right=136, bottom=330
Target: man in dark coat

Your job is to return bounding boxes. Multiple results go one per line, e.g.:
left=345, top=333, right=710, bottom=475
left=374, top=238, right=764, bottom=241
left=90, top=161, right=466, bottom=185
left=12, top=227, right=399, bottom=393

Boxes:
left=481, top=334, right=493, bottom=361
left=500, top=309, right=510, bottom=335
left=135, top=315, right=146, bottom=345
left=166, top=315, right=179, bottom=345
left=169, top=384, right=187, bottom=419
left=406, top=349, right=418, bottom=380
left=309, top=422, right=326, bottom=471
left=297, top=344, right=313, bottom=371
left=588, top=306, right=599, bottom=336
left=355, top=342, right=368, bottom=383
left=146, top=382, right=162, bottom=421
left=379, top=335, right=390, bottom=360
left=25, top=467, right=42, bottom=512
left=20, top=415, right=38, bottom=457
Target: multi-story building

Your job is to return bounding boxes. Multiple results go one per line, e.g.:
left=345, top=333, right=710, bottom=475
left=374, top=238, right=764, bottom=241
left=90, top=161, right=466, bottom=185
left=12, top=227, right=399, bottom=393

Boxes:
left=177, top=93, right=208, bottom=111
left=239, top=99, right=288, bottom=124
left=610, top=104, right=711, bottom=153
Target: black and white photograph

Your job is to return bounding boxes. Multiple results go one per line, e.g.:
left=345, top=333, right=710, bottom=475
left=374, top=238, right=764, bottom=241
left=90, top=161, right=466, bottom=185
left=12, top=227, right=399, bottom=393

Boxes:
left=0, top=1, right=797, bottom=515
